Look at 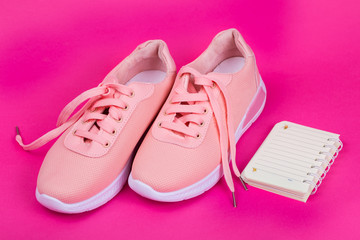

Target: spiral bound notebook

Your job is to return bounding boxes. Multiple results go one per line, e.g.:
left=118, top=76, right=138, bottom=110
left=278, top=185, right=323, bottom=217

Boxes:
left=241, top=121, right=343, bottom=202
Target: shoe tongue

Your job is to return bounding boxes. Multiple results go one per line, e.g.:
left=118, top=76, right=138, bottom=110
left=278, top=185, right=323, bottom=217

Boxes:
left=180, top=73, right=200, bottom=94
left=173, top=73, right=203, bottom=134
left=182, top=74, right=190, bottom=90
left=84, top=94, right=115, bottom=142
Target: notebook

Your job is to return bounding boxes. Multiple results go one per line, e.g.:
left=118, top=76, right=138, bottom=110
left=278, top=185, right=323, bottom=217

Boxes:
left=241, top=121, right=343, bottom=202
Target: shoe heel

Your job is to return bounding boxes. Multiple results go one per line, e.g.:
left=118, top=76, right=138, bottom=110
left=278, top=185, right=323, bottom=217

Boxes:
left=235, top=77, right=267, bottom=142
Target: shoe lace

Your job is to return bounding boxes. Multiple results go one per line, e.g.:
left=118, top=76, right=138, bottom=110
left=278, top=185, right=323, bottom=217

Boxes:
left=16, top=81, right=134, bottom=150
left=161, top=66, right=244, bottom=207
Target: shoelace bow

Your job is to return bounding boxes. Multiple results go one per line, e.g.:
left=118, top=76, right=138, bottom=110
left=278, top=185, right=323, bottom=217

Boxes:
left=16, top=82, right=134, bottom=150
left=161, top=66, right=246, bottom=207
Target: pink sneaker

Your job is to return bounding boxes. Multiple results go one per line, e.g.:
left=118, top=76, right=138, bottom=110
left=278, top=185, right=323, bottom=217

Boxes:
left=16, top=40, right=176, bottom=213
left=128, top=29, right=266, bottom=206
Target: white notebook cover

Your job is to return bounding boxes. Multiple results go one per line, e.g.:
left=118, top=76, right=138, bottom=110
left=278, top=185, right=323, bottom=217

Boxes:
left=241, top=121, right=342, bottom=202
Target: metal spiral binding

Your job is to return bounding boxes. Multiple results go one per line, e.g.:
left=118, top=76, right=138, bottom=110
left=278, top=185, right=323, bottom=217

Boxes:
left=305, top=138, right=343, bottom=194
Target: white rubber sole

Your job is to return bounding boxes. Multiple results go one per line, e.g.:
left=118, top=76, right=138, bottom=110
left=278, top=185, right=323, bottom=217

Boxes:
left=128, top=78, right=267, bottom=202
left=36, top=156, right=132, bottom=214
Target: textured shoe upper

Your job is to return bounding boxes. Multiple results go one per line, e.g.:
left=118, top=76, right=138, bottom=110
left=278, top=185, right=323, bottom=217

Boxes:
left=27, top=40, right=176, bottom=203
left=131, top=29, right=260, bottom=193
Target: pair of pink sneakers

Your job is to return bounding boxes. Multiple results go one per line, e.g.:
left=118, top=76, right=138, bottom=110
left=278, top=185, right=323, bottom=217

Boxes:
left=16, top=28, right=266, bottom=213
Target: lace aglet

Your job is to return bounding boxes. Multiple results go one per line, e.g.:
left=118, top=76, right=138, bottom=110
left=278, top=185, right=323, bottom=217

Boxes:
left=16, top=126, right=20, bottom=135
left=15, top=126, right=26, bottom=149
left=239, top=176, right=248, bottom=191
left=232, top=191, right=237, bottom=208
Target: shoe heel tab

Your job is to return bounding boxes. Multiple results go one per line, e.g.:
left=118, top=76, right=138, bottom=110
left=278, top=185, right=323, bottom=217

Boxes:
left=214, top=28, right=254, bottom=58
left=135, top=40, right=176, bottom=73
left=232, top=29, right=254, bottom=58
left=135, top=39, right=163, bottom=51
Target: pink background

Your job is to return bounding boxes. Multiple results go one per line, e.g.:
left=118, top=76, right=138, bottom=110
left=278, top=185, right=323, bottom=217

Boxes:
left=1, top=0, right=359, bottom=239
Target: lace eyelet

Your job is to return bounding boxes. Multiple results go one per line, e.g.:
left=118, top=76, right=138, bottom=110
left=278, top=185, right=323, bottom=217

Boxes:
left=73, top=130, right=77, bottom=135
left=196, top=133, right=201, bottom=139
left=116, top=117, right=122, bottom=123
left=158, top=122, right=162, bottom=127
left=124, top=105, right=129, bottom=111
left=104, top=142, right=110, bottom=148
left=199, top=121, right=204, bottom=127
left=164, top=111, right=168, bottom=115
left=129, top=91, right=135, bottom=98
left=211, top=82, right=216, bottom=89
left=203, top=108, right=208, bottom=114
left=103, top=87, right=110, bottom=96
left=112, top=129, right=117, bottom=135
